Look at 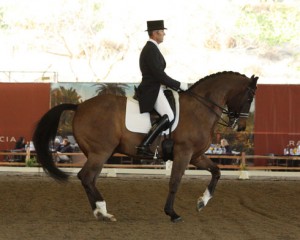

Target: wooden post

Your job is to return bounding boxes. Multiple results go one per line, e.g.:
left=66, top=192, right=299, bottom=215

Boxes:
left=25, top=146, right=31, bottom=164
left=241, top=152, right=246, bottom=168
left=239, top=152, right=249, bottom=180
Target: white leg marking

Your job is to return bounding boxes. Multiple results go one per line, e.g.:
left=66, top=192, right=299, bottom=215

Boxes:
left=197, top=188, right=212, bottom=211
left=93, top=201, right=117, bottom=221
left=201, top=188, right=212, bottom=206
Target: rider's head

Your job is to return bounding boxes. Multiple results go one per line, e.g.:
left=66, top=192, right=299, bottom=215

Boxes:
left=146, top=20, right=167, bottom=44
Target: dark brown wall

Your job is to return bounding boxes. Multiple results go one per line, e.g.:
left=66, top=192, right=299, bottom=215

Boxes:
left=254, top=84, right=300, bottom=165
left=0, top=83, right=50, bottom=151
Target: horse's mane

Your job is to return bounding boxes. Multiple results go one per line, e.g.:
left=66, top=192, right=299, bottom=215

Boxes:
left=188, top=71, right=248, bottom=91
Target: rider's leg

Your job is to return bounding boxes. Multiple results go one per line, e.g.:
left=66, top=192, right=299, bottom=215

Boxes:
left=154, top=88, right=175, bottom=122
left=137, top=88, right=174, bottom=157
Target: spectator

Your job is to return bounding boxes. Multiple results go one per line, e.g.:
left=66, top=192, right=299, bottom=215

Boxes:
left=14, top=136, right=26, bottom=162
left=51, top=137, right=61, bottom=151
left=15, top=137, right=26, bottom=150
left=56, top=138, right=73, bottom=163
left=220, top=138, right=232, bottom=165
left=220, top=138, right=232, bottom=154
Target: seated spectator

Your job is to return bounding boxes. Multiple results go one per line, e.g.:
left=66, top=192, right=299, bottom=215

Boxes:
left=15, top=137, right=26, bottom=150
left=220, top=138, right=232, bottom=165
left=220, top=138, right=232, bottom=154
left=51, top=137, right=61, bottom=151
left=14, top=136, right=26, bottom=162
left=56, top=138, right=73, bottom=163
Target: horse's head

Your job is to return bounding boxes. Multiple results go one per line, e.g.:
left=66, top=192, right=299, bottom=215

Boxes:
left=227, top=75, right=258, bottom=131
left=185, top=72, right=258, bottom=132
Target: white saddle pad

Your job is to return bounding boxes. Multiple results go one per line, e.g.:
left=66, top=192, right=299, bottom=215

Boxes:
left=125, top=91, right=180, bottom=134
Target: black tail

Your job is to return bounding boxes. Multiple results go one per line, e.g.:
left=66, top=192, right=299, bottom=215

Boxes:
left=32, top=104, right=78, bottom=181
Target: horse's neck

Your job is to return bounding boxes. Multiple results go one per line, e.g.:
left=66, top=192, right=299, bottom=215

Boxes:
left=193, top=81, right=229, bottom=106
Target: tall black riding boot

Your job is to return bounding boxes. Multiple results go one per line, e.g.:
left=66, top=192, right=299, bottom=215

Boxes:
left=136, top=114, right=170, bottom=157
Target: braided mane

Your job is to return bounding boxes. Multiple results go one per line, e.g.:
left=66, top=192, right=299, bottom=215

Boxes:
left=188, top=71, right=247, bottom=91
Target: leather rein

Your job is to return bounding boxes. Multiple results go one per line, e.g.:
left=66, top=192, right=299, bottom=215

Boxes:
left=185, top=87, right=255, bottom=129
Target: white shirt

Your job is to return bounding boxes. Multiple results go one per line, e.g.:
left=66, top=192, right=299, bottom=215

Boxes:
left=148, top=39, right=159, bottom=49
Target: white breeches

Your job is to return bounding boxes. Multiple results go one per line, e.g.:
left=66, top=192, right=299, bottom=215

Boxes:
left=154, top=86, right=174, bottom=122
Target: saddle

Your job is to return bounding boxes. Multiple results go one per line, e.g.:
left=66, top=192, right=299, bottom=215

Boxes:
left=131, top=87, right=179, bottom=161
left=133, top=87, right=176, bottom=126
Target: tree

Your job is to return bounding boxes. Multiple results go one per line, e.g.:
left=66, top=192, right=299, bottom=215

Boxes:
left=37, top=1, right=130, bottom=81
left=51, top=86, right=83, bottom=135
left=0, top=8, right=8, bottom=29
left=51, top=86, right=82, bottom=106
left=237, top=3, right=300, bottom=47
left=2, top=0, right=131, bottom=82
left=94, top=83, right=129, bottom=96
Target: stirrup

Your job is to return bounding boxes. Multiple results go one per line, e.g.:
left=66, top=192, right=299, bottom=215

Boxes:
left=136, top=145, right=155, bottom=157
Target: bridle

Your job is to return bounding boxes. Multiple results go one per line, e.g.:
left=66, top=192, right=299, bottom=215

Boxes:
left=226, top=86, right=256, bottom=128
left=186, top=86, right=256, bottom=129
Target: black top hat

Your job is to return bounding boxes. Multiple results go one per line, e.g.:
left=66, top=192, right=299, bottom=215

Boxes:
left=146, top=20, right=167, bottom=31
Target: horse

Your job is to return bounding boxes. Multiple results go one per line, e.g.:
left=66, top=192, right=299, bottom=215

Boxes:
left=33, top=71, right=258, bottom=222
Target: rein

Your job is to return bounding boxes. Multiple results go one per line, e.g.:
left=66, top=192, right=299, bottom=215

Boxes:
left=185, top=85, right=255, bottom=129
left=185, top=91, right=233, bottom=128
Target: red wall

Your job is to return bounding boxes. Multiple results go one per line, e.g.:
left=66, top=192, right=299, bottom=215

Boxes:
left=1, top=83, right=300, bottom=166
left=254, top=84, right=300, bottom=165
left=0, top=83, right=50, bottom=151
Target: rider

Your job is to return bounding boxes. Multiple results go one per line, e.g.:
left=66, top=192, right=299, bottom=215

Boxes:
left=136, top=20, right=188, bottom=157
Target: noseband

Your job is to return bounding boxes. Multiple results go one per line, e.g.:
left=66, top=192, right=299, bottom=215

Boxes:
left=226, top=86, right=256, bottom=128
left=186, top=86, right=256, bottom=129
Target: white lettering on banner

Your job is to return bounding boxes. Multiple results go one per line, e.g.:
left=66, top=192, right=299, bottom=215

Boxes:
left=286, top=140, right=300, bottom=147
left=289, top=140, right=295, bottom=146
left=288, top=140, right=300, bottom=146
left=0, top=136, right=17, bottom=143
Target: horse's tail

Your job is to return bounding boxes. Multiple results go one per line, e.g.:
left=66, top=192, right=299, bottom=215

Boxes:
left=32, top=103, right=78, bottom=181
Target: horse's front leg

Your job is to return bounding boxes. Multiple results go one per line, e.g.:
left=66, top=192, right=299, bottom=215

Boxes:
left=77, top=153, right=116, bottom=222
left=190, top=155, right=221, bottom=211
left=164, top=154, right=191, bottom=222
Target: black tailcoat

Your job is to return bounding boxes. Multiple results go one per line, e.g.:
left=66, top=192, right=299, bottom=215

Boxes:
left=137, top=41, right=180, bottom=113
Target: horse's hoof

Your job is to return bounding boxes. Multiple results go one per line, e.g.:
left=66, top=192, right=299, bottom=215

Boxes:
left=170, top=213, right=183, bottom=223
left=96, top=215, right=117, bottom=222
left=197, top=200, right=205, bottom=212
left=103, top=215, right=117, bottom=222
left=94, top=209, right=117, bottom=222
left=171, top=216, right=183, bottom=223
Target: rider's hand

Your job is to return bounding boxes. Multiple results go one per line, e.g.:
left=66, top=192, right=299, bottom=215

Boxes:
left=180, top=82, right=188, bottom=91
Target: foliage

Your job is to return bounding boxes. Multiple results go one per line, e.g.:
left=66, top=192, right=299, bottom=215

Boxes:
left=1, top=1, right=299, bottom=82
left=94, top=83, right=129, bottom=96
left=213, top=112, right=255, bottom=154
left=26, top=157, right=37, bottom=167
left=1, top=0, right=130, bottom=81
left=0, top=8, right=8, bottom=29
left=51, top=86, right=83, bottom=135
left=237, top=3, right=300, bottom=47
left=51, top=86, right=82, bottom=106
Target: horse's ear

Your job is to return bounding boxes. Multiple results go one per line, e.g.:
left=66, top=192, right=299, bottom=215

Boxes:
left=250, top=75, right=259, bottom=88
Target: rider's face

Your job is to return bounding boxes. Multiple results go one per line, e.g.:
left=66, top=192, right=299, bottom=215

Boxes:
left=153, top=30, right=165, bottom=44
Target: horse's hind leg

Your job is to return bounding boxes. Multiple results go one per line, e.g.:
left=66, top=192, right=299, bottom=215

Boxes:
left=190, top=155, right=221, bottom=211
left=77, top=153, right=116, bottom=222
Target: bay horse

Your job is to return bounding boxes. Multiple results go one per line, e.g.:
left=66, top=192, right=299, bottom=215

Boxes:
left=33, top=71, right=258, bottom=222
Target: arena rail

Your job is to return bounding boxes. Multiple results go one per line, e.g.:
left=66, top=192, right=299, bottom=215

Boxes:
left=0, top=151, right=299, bottom=171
